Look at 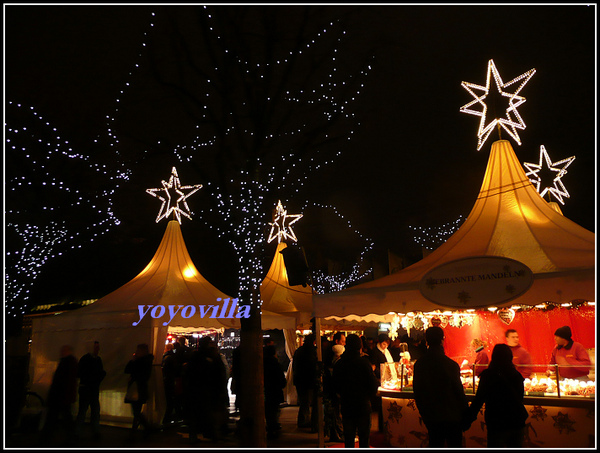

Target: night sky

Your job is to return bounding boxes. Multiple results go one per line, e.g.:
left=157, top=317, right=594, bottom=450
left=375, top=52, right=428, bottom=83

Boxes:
left=4, top=5, right=597, bottom=314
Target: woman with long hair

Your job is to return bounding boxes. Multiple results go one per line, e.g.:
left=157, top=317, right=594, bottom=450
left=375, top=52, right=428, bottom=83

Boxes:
left=466, top=343, right=528, bottom=447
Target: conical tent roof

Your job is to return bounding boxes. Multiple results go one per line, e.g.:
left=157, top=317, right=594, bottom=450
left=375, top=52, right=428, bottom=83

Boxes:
left=315, top=140, right=595, bottom=317
left=29, top=220, right=294, bottom=423
left=260, top=242, right=314, bottom=325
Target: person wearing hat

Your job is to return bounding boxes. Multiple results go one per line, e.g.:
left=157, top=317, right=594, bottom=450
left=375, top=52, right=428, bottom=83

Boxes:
left=548, top=326, right=591, bottom=380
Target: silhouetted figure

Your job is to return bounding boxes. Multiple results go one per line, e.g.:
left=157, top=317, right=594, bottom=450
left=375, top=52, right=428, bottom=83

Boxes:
left=326, top=344, right=345, bottom=442
left=231, top=345, right=242, bottom=413
left=369, top=333, right=393, bottom=432
left=75, top=341, right=106, bottom=440
left=187, top=337, right=229, bottom=443
left=173, top=337, right=190, bottom=420
left=388, top=337, right=402, bottom=362
left=161, top=343, right=178, bottom=425
left=43, top=345, right=78, bottom=444
left=333, top=334, right=379, bottom=448
left=466, top=344, right=528, bottom=447
left=124, top=343, right=154, bottom=439
left=263, top=344, right=286, bottom=439
left=292, top=332, right=318, bottom=430
left=408, top=334, right=426, bottom=362
left=413, top=327, right=468, bottom=447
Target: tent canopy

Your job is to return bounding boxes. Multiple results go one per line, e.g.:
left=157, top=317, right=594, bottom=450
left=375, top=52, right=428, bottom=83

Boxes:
left=260, top=242, right=314, bottom=326
left=29, top=220, right=294, bottom=423
left=315, top=140, right=595, bottom=318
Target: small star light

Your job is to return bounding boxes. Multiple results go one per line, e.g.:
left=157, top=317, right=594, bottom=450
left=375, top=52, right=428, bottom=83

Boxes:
left=523, top=145, right=576, bottom=205
left=461, top=59, right=536, bottom=150
left=146, top=167, right=203, bottom=223
left=267, top=200, right=303, bottom=244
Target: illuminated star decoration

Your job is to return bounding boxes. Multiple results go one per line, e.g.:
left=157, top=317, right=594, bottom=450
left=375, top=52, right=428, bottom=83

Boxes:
left=267, top=200, right=303, bottom=244
left=146, top=166, right=203, bottom=223
left=523, top=145, right=576, bottom=205
left=461, top=59, right=536, bottom=150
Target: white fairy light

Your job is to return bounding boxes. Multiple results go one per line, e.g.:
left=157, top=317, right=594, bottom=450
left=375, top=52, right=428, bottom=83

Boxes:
left=302, top=202, right=374, bottom=293
left=146, top=166, right=203, bottom=223
left=460, top=59, right=536, bottom=150
left=409, top=215, right=464, bottom=250
left=267, top=200, right=303, bottom=244
left=523, top=145, right=576, bottom=205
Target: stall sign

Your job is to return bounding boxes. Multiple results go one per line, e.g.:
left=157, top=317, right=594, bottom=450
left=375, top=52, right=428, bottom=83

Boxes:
left=419, top=256, right=533, bottom=308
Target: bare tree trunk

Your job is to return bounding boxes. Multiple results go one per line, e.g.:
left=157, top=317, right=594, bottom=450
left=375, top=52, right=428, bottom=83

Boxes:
left=238, top=301, right=266, bottom=447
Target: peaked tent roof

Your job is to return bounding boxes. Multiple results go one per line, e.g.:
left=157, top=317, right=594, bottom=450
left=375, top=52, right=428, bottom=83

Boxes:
left=260, top=242, right=314, bottom=326
left=29, top=220, right=294, bottom=424
left=33, top=220, right=295, bottom=330
left=314, top=140, right=595, bottom=318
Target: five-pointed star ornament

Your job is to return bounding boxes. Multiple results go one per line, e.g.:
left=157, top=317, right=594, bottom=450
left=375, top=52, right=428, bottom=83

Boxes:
left=523, top=145, right=576, bottom=205
left=460, top=59, right=536, bottom=151
left=146, top=166, right=203, bottom=223
left=267, top=200, right=303, bottom=244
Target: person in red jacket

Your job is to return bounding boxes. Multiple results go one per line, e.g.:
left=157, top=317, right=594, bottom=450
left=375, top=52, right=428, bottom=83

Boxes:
left=471, top=338, right=490, bottom=377
left=548, top=326, right=591, bottom=380
left=504, top=329, right=532, bottom=379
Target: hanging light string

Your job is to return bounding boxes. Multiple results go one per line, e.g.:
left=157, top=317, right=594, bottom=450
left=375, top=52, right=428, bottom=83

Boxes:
left=5, top=11, right=157, bottom=318
left=409, top=215, right=465, bottom=251
left=302, top=202, right=375, bottom=294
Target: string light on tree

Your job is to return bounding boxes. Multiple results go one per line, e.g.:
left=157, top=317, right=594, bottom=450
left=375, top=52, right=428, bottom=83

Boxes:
left=523, top=145, right=576, bottom=205
left=5, top=11, right=158, bottom=318
left=267, top=200, right=303, bottom=244
left=301, top=202, right=375, bottom=294
left=409, top=215, right=464, bottom=250
left=460, top=59, right=536, bottom=150
left=146, top=166, right=203, bottom=223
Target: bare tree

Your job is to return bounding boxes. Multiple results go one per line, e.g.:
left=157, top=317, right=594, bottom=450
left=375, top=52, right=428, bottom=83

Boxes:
left=118, top=5, right=374, bottom=446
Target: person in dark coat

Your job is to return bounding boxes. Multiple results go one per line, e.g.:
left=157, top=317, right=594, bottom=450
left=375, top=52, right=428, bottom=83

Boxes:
left=368, top=333, right=393, bottom=432
left=292, top=332, right=318, bottom=430
left=124, top=343, right=154, bottom=438
left=466, top=343, right=528, bottom=447
left=186, top=337, right=229, bottom=443
left=161, top=343, right=178, bottom=425
left=75, top=341, right=106, bottom=439
left=332, top=334, right=379, bottom=448
left=413, top=326, right=468, bottom=448
left=42, top=345, right=78, bottom=443
left=263, top=344, right=287, bottom=439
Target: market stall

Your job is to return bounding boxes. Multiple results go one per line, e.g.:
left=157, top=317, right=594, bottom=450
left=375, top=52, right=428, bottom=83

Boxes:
left=312, top=139, right=595, bottom=447
left=29, top=220, right=296, bottom=425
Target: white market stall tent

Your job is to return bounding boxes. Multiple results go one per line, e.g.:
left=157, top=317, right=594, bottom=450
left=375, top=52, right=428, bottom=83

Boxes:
left=314, top=139, right=595, bottom=319
left=260, top=241, right=315, bottom=405
left=29, top=220, right=295, bottom=424
left=260, top=241, right=314, bottom=326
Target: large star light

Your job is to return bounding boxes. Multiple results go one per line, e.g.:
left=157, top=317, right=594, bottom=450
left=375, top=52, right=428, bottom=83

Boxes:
left=146, top=167, right=203, bottom=223
left=267, top=200, right=303, bottom=244
left=461, top=59, right=536, bottom=150
left=523, top=145, right=576, bottom=205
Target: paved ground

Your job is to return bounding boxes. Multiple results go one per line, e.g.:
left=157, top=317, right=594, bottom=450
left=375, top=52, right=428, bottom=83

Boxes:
left=5, top=405, right=386, bottom=449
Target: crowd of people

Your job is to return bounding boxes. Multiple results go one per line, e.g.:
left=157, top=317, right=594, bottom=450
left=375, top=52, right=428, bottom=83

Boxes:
left=37, top=323, right=591, bottom=448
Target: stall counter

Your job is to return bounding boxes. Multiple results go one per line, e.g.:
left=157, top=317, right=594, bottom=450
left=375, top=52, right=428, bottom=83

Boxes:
left=378, top=389, right=595, bottom=448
